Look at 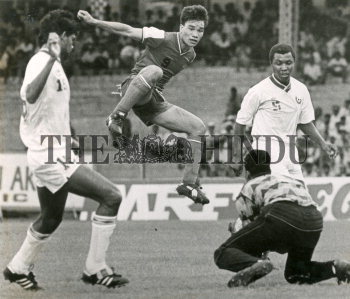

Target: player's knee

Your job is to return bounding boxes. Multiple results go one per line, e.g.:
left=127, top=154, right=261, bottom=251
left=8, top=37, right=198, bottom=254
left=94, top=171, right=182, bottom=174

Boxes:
left=41, top=215, right=63, bottom=233
left=104, top=187, right=122, bottom=213
left=140, top=65, right=163, bottom=84
left=214, top=247, right=226, bottom=269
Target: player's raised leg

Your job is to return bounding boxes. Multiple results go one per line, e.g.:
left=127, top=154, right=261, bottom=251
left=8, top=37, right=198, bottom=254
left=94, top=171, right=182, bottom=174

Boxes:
left=4, top=185, right=69, bottom=290
left=66, top=165, right=129, bottom=288
left=106, top=65, right=163, bottom=139
left=151, top=105, right=209, bottom=204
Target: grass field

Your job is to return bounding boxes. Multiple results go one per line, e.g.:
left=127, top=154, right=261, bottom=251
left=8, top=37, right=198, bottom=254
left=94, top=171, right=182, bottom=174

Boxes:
left=1, top=219, right=349, bottom=299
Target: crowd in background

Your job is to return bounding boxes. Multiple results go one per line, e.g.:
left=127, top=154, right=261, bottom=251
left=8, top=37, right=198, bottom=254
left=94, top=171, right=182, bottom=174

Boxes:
left=1, top=0, right=350, bottom=177
left=1, top=0, right=350, bottom=79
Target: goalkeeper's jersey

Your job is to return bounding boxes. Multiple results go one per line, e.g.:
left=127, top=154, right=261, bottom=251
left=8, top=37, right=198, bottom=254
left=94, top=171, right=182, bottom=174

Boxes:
left=235, top=174, right=317, bottom=221
left=19, top=48, right=71, bottom=151
left=130, top=27, right=196, bottom=92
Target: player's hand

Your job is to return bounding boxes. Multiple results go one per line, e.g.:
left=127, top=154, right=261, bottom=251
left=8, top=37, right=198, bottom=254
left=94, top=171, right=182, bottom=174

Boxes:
left=228, top=218, right=243, bottom=234
left=47, top=32, right=61, bottom=59
left=323, top=143, right=338, bottom=159
left=77, top=10, right=95, bottom=24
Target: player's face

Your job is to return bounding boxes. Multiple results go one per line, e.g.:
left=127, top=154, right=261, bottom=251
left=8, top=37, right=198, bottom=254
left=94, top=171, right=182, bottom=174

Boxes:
left=271, top=52, right=294, bottom=83
left=180, top=20, right=205, bottom=48
left=60, top=33, right=77, bottom=54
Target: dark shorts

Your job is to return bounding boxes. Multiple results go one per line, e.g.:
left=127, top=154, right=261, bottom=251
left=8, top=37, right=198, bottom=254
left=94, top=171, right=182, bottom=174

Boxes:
left=219, top=201, right=323, bottom=256
left=121, top=76, right=173, bottom=126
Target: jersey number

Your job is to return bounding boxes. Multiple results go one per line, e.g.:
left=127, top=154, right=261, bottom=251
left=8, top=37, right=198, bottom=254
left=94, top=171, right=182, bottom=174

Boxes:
left=161, top=57, right=171, bottom=68
left=272, top=100, right=281, bottom=111
left=57, top=79, right=62, bottom=92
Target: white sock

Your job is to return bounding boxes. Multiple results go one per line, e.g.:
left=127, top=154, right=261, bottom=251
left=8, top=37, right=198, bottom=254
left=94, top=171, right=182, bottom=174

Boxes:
left=8, top=225, right=50, bottom=274
left=85, top=213, right=117, bottom=275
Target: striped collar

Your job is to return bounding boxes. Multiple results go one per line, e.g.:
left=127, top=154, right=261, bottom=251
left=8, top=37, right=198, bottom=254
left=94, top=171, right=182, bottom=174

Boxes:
left=269, top=74, right=291, bottom=92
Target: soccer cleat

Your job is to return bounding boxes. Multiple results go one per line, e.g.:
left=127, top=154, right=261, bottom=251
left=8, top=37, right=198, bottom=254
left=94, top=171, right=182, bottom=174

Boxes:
left=106, top=111, right=127, bottom=147
left=334, top=259, right=350, bottom=284
left=82, top=267, right=129, bottom=288
left=176, top=183, right=210, bottom=205
left=227, top=260, right=274, bottom=287
left=3, top=267, right=41, bottom=290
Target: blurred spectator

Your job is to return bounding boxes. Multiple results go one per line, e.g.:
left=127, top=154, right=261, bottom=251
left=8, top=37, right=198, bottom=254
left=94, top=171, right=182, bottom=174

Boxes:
left=302, top=162, right=318, bottom=177
left=235, top=43, right=251, bottom=72
left=214, top=32, right=231, bottom=65
left=336, top=115, right=348, bottom=135
left=165, top=6, right=180, bottom=31
left=314, top=107, right=326, bottom=136
left=0, top=46, right=10, bottom=82
left=225, top=87, right=241, bottom=117
left=80, top=44, right=98, bottom=75
left=206, top=122, right=216, bottom=136
left=329, top=105, right=342, bottom=137
left=153, top=10, right=167, bottom=30
left=325, top=52, right=348, bottom=83
left=322, top=163, right=335, bottom=176
left=299, top=29, right=317, bottom=51
left=108, top=51, right=120, bottom=74
left=323, top=113, right=331, bottom=139
left=303, top=56, right=323, bottom=85
left=339, top=99, right=350, bottom=118
left=241, top=1, right=252, bottom=22
left=336, top=165, right=347, bottom=176
left=94, top=45, right=109, bottom=74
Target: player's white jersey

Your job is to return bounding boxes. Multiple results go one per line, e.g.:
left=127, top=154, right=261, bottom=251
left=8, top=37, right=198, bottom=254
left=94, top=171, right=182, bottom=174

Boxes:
left=20, top=48, right=71, bottom=150
left=236, top=75, right=315, bottom=144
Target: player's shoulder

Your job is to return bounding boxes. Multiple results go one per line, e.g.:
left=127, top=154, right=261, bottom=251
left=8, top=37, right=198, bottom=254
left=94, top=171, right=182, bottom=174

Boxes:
left=247, top=77, right=271, bottom=93
left=290, top=76, right=309, bottom=92
left=163, top=31, right=181, bottom=45
left=244, top=174, right=272, bottom=190
left=28, top=49, right=51, bottom=65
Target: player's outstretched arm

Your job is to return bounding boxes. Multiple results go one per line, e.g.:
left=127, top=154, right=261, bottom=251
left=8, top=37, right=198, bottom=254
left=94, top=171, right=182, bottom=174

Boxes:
left=26, top=33, right=61, bottom=104
left=77, top=10, right=142, bottom=41
left=298, top=122, right=338, bottom=159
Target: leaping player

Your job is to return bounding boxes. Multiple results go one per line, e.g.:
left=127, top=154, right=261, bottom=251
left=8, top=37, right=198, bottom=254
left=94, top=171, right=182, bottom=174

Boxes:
left=78, top=5, right=210, bottom=205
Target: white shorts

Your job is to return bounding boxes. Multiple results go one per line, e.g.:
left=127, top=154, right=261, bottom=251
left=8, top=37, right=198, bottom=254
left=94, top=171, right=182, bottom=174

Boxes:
left=253, top=141, right=304, bottom=181
left=27, top=148, right=81, bottom=193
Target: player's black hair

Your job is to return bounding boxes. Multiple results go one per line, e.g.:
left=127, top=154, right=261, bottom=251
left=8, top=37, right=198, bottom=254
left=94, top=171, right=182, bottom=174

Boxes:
left=38, top=9, right=79, bottom=46
left=180, top=5, right=209, bottom=27
left=269, top=43, right=296, bottom=64
left=244, top=150, right=271, bottom=177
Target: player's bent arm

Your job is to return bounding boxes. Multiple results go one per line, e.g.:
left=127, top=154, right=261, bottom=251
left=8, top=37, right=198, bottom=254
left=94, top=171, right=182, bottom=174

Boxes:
left=26, top=57, right=56, bottom=104
left=298, top=122, right=327, bottom=148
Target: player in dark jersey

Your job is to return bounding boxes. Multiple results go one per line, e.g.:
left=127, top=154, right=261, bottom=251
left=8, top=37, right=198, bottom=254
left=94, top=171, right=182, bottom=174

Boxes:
left=214, top=150, right=350, bottom=287
left=78, top=6, right=210, bottom=205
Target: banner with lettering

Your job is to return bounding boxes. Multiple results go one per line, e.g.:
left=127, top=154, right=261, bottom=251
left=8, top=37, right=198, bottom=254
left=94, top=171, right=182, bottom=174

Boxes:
left=1, top=154, right=350, bottom=221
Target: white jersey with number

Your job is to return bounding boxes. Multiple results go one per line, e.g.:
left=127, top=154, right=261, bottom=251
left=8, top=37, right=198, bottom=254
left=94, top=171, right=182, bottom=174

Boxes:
left=20, top=48, right=71, bottom=151
left=236, top=74, right=315, bottom=144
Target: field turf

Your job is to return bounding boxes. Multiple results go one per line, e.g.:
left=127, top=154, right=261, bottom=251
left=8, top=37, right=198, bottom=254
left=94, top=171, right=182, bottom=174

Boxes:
left=1, top=219, right=349, bottom=299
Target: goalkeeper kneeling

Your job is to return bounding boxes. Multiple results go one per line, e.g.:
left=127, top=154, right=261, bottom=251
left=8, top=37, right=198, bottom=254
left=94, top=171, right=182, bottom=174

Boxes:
left=214, top=149, right=350, bottom=287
